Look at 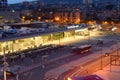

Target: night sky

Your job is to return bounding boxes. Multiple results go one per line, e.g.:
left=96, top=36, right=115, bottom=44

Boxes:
left=8, top=0, right=33, bottom=4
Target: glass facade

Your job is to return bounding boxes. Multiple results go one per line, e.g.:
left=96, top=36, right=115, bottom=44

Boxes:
left=64, top=31, right=75, bottom=38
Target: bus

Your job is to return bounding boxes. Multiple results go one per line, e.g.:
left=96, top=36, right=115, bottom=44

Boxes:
left=71, top=45, right=92, bottom=54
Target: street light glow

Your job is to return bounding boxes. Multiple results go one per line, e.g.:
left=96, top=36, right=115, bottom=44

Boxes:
left=22, top=16, right=25, bottom=19
left=67, top=77, right=72, bottom=80
left=38, top=16, right=41, bottom=20
left=55, top=16, right=60, bottom=21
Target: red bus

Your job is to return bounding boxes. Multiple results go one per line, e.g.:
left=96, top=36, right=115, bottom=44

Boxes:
left=71, top=45, right=92, bottom=54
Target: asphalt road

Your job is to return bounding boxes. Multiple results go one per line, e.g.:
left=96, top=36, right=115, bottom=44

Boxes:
left=62, top=50, right=118, bottom=80
left=6, top=31, right=120, bottom=80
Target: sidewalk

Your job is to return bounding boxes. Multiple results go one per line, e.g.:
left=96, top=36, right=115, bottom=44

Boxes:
left=94, top=65, right=120, bottom=80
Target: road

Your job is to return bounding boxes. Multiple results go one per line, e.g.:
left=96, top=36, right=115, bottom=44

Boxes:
left=62, top=49, right=119, bottom=80
left=7, top=31, right=119, bottom=80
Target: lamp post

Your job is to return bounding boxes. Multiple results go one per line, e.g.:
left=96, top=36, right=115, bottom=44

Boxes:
left=3, top=47, right=7, bottom=80
left=100, top=44, right=103, bottom=70
left=100, top=40, right=103, bottom=70
left=113, top=29, right=119, bottom=55
left=97, top=40, right=103, bottom=70
left=21, top=16, right=25, bottom=23
left=116, top=37, right=119, bottom=56
left=59, top=33, right=60, bottom=45
left=55, top=16, right=60, bottom=23
left=16, top=74, right=19, bottom=80
left=88, top=30, right=90, bottom=44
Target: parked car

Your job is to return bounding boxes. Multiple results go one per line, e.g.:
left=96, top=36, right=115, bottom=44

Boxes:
left=0, top=67, right=16, bottom=77
left=6, top=69, right=16, bottom=77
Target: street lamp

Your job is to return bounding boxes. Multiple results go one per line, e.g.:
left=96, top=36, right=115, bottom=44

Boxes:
left=100, top=44, right=103, bottom=70
left=55, top=16, right=60, bottom=22
left=97, top=40, right=103, bottom=70
left=116, top=37, right=119, bottom=56
left=21, top=16, right=26, bottom=23
left=112, top=27, right=119, bottom=55
left=38, top=16, right=41, bottom=21
left=3, top=47, right=7, bottom=80
left=88, top=30, right=90, bottom=44
left=16, top=74, right=19, bottom=80
left=59, top=33, right=61, bottom=45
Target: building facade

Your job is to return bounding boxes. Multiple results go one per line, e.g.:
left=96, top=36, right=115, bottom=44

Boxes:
left=53, top=8, right=81, bottom=24
left=0, top=0, right=8, bottom=11
left=20, top=7, right=81, bottom=24
left=0, top=11, right=21, bottom=23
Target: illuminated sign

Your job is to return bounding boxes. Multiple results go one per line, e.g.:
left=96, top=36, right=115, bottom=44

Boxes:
left=53, top=33, right=61, bottom=36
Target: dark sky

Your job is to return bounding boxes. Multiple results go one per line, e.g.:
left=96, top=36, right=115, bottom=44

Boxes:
left=8, top=0, right=33, bottom=4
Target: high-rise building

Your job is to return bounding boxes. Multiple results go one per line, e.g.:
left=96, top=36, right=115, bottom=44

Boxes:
left=0, top=0, right=8, bottom=11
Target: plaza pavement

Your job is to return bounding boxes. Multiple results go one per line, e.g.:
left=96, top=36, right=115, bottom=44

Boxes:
left=94, top=65, right=120, bottom=80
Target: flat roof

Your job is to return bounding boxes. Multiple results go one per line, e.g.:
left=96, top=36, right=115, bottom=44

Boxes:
left=0, top=27, right=88, bottom=42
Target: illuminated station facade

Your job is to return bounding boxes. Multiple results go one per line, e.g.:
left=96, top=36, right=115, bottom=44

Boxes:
left=0, top=25, right=88, bottom=55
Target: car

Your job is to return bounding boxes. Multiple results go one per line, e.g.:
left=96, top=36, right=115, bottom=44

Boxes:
left=104, top=53, right=109, bottom=57
left=0, top=67, right=16, bottom=77
left=6, top=70, right=16, bottom=77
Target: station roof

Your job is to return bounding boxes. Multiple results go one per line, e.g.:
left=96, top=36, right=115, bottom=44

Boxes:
left=0, top=26, right=88, bottom=42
